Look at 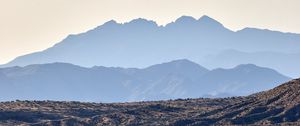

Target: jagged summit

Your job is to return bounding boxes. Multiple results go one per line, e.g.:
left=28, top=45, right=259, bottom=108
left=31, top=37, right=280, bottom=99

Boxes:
left=98, top=15, right=221, bottom=29
left=124, top=18, right=158, bottom=27
left=164, top=15, right=225, bottom=30
left=94, top=19, right=120, bottom=30
left=95, top=15, right=223, bottom=29
left=104, top=19, right=118, bottom=25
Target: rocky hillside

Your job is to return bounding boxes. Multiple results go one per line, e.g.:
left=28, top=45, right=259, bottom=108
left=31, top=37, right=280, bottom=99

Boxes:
left=1, top=79, right=300, bottom=125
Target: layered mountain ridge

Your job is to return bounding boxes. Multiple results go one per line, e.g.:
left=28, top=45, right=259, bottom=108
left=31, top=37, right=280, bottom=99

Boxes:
left=1, top=15, right=300, bottom=77
left=0, top=59, right=290, bottom=102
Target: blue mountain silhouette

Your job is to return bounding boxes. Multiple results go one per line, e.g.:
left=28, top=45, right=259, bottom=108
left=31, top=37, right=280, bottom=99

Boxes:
left=1, top=15, right=300, bottom=77
left=0, top=60, right=290, bottom=102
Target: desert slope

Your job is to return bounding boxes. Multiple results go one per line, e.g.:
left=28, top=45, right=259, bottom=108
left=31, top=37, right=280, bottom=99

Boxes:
left=1, top=79, right=300, bottom=125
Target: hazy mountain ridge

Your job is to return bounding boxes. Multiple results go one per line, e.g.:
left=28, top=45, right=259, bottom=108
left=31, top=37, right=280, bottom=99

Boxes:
left=197, top=64, right=291, bottom=96
left=2, top=15, right=300, bottom=78
left=203, top=49, right=300, bottom=77
left=0, top=60, right=290, bottom=102
left=1, top=78, right=300, bottom=125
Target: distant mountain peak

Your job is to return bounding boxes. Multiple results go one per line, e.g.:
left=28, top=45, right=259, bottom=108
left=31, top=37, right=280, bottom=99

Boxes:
left=212, top=64, right=274, bottom=74
left=168, top=59, right=199, bottom=66
left=233, top=64, right=265, bottom=72
left=199, top=15, right=215, bottom=21
left=231, top=64, right=288, bottom=77
left=175, top=16, right=197, bottom=23
left=95, top=19, right=120, bottom=30
left=237, top=27, right=285, bottom=34
left=128, top=18, right=154, bottom=23
left=198, top=15, right=224, bottom=27
left=146, top=59, right=209, bottom=74
left=124, top=18, right=158, bottom=27
left=235, top=64, right=258, bottom=68
left=164, top=15, right=226, bottom=31
left=155, top=59, right=197, bottom=66
left=105, top=20, right=118, bottom=25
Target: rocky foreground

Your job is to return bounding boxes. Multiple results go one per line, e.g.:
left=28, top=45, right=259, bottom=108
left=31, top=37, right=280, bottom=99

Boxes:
left=1, top=79, right=300, bottom=126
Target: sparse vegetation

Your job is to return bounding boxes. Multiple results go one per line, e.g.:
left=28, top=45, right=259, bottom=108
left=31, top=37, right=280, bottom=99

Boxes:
left=1, top=79, right=300, bottom=125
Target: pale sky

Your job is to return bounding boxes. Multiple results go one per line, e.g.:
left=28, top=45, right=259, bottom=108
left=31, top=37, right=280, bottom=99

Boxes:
left=0, top=0, right=299, bottom=64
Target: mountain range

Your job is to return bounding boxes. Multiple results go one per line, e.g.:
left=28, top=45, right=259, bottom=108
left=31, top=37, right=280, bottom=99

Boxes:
left=0, top=59, right=290, bottom=102
left=1, top=15, right=300, bottom=77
